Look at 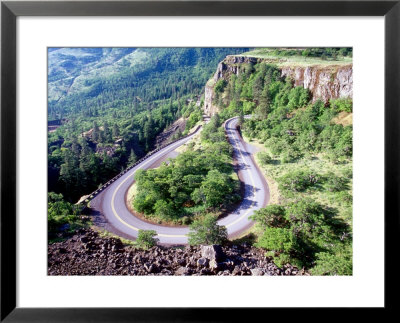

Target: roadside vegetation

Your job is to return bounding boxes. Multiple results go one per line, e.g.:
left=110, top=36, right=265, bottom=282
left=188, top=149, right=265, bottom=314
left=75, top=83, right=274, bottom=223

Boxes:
left=48, top=47, right=353, bottom=275
left=188, top=214, right=228, bottom=245
left=47, top=49, right=246, bottom=240
left=211, top=53, right=353, bottom=275
left=48, top=48, right=248, bottom=204
left=48, top=192, right=87, bottom=243
left=132, top=114, right=240, bottom=225
left=134, top=230, right=159, bottom=250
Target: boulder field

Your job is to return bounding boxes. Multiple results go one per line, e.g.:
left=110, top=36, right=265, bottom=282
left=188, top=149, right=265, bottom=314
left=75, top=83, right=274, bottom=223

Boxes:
left=48, top=229, right=308, bottom=276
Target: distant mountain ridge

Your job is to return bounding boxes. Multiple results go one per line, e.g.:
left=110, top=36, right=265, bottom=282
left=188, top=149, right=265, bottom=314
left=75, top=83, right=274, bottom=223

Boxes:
left=48, top=48, right=250, bottom=119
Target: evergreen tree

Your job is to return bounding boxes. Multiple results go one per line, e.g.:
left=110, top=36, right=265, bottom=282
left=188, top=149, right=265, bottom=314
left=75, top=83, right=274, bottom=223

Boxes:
left=255, top=85, right=270, bottom=119
left=103, top=121, right=112, bottom=143
left=188, top=214, right=228, bottom=245
left=91, top=121, right=99, bottom=142
left=128, top=149, right=137, bottom=166
left=253, top=73, right=264, bottom=103
left=112, top=123, right=120, bottom=139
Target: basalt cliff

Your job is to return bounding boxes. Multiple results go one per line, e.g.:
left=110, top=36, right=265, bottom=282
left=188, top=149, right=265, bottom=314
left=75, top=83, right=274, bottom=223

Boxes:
left=204, top=55, right=353, bottom=116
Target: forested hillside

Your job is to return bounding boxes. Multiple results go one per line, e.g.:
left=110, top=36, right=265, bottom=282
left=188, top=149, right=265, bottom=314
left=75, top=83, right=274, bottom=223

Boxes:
left=48, top=47, right=353, bottom=276
left=48, top=48, right=249, bottom=203
left=204, top=49, right=353, bottom=275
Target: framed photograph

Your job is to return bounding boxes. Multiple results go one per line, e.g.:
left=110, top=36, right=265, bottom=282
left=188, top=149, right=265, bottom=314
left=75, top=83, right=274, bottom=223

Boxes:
left=1, top=0, right=398, bottom=321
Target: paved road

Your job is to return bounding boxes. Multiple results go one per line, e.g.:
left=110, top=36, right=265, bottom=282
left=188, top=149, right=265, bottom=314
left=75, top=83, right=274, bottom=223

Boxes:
left=90, top=117, right=269, bottom=245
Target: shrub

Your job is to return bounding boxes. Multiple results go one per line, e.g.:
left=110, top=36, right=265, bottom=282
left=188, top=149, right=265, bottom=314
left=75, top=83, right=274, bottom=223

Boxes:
left=278, top=170, right=320, bottom=192
left=154, top=200, right=176, bottom=220
left=310, top=244, right=352, bottom=275
left=342, top=166, right=353, bottom=179
left=257, top=152, right=272, bottom=165
left=180, top=216, right=192, bottom=225
left=273, top=253, right=292, bottom=268
left=135, top=230, right=159, bottom=249
left=250, top=205, right=287, bottom=228
left=214, top=79, right=227, bottom=93
left=335, top=191, right=353, bottom=205
left=255, top=227, right=296, bottom=253
left=324, top=172, right=348, bottom=192
left=48, top=192, right=83, bottom=234
left=330, top=98, right=353, bottom=113
left=266, top=137, right=287, bottom=157
left=192, top=170, right=234, bottom=208
left=280, top=147, right=301, bottom=164
left=188, top=214, right=227, bottom=245
left=287, top=86, right=310, bottom=111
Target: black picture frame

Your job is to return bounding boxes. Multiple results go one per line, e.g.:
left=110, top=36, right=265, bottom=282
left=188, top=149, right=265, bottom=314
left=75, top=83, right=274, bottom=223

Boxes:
left=1, top=0, right=398, bottom=321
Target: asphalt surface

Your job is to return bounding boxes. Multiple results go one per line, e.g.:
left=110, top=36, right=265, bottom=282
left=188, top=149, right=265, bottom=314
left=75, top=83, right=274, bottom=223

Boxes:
left=90, top=117, right=270, bottom=244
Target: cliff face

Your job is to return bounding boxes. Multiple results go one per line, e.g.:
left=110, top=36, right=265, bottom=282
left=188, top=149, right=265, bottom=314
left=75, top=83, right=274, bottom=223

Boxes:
left=204, top=81, right=218, bottom=116
left=281, top=65, right=353, bottom=103
left=205, top=56, right=262, bottom=116
left=204, top=55, right=353, bottom=116
left=212, top=56, right=262, bottom=82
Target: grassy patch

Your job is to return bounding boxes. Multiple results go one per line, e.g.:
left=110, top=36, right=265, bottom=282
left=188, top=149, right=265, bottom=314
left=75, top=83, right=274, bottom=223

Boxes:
left=241, top=135, right=352, bottom=228
left=127, top=181, right=138, bottom=207
left=96, top=227, right=136, bottom=246
left=241, top=135, right=282, bottom=205
left=332, top=112, right=353, bottom=127
left=263, top=154, right=352, bottom=228
left=238, top=48, right=352, bottom=67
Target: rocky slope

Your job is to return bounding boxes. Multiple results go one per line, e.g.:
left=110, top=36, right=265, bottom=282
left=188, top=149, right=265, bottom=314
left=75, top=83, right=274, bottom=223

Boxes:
left=48, top=229, right=306, bottom=276
left=204, top=55, right=353, bottom=116
left=281, top=65, right=352, bottom=103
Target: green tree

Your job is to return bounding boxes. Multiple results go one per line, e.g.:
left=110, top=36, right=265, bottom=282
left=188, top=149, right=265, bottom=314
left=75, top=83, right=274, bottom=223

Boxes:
left=48, top=192, right=82, bottom=233
left=255, top=85, right=270, bottom=119
left=310, top=244, right=352, bottom=275
left=59, top=148, right=82, bottom=194
left=135, top=230, right=159, bottom=249
left=252, top=73, right=264, bottom=102
left=250, top=205, right=287, bottom=228
left=103, top=120, right=112, bottom=143
left=154, top=200, right=176, bottom=220
left=257, top=151, right=272, bottom=165
left=238, top=111, right=245, bottom=127
left=256, top=226, right=296, bottom=253
left=188, top=214, right=227, bottom=245
left=91, top=121, right=99, bottom=142
left=287, top=86, right=310, bottom=111
left=128, top=149, right=137, bottom=166
left=112, top=123, right=120, bottom=139
left=278, top=170, right=320, bottom=193
left=192, top=170, right=233, bottom=207
left=214, top=79, right=227, bottom=93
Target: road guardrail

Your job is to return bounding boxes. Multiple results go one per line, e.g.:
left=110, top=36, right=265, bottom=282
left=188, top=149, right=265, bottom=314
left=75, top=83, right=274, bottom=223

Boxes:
left=80, top=124, right=202, bottom=205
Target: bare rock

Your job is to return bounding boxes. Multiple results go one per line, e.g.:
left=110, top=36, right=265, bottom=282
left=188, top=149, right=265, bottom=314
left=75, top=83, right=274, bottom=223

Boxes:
left=197, top=257, right=209, bottom=267
left=175, top=267, right=190, bottom=276
left=250, top=268, right=264, bottom=276
left=201, top=245, right=225, bottom=262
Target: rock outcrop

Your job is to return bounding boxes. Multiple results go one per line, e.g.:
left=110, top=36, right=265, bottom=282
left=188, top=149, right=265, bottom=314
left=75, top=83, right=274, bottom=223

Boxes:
left=204, top=80, right=218, bottom=116
left=213, top=56, right=261, bottom=82
left=48, top=228, right=307, bottom=276
left=281, top=65, right=352, bottom=103
left=204, top=55, right=353, bottom=116
left=204, top=56, right=263, bottom=116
